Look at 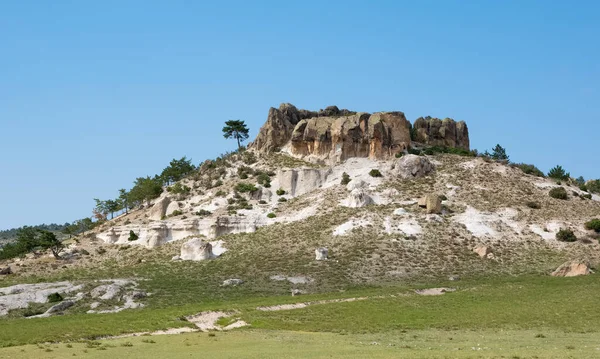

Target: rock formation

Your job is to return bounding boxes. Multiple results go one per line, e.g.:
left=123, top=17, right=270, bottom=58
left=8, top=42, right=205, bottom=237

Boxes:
left=393, top=155, right=435, bottom=179
left=252, top=104, right=470, bottom=163
left=315, top=248, right=328, bottom=260
left=413, top=116, right=469, bottom=150
left=180, top=238, right=214, bottom=261
left=551, top=261, right=591, bottom=277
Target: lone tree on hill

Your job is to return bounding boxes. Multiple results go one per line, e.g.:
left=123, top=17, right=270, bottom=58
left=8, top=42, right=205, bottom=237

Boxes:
left=222, top=120, right=250, bottom=150
left=548, top=165, right=570, bottom=181
left=491, top=144, right=509, bottom=162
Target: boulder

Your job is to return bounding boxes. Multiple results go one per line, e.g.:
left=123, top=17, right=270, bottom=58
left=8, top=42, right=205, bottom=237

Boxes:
left=394, top=155, right=435, bottom=179
left=149, top=196, right=171, bottom=220
left=342, top=189, right=373, bottom=208
left=551, top=261, right=591, bottom=277
left=424, top=194, right=442, bottom=214
left=180, top=238, right=214, bottom=261
left=222, top=279, right=244, bottom=287
left=346, top=179, right=367, bottom=192
left=0, top=267, right=12, bottom=275
left=473, top=246, right=492, bottom=258
left=315, top=248, right=328, bottom=260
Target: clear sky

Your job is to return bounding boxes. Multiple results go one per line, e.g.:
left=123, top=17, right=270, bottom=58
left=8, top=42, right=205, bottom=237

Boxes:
left=1, top=1, right=598, bottom=230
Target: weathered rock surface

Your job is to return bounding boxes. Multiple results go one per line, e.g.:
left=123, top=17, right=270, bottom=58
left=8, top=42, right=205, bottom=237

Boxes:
left=551, top=261, right=591, bottom=277
left=393, top=155, right=435, bottom=179
left=277, top=168, right=331, bottom=197
left=413, top=117, right=469, bottom=150
left=342, top=189, right=374, bottom=208
left=180, top=237, right=213, bottom=261
left=252, top=104, right=470, bottom=162
left=473, top=246, right=492, bottom=258
left=149, top=196, right=171, bottom=220
left=315, top=248, right=328, bottom=260
left=0, top=266, right=12, bottom=275
left=424, top=194, right=442, bottom=214
left=222, top=279, right=244, bottom=287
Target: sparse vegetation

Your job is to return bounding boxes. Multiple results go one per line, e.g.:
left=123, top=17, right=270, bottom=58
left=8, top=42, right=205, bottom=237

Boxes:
left=235, top=183, right=258, bottom=193
left=369, top=169, right=383, bottom=178
left=128, top=230, right=139, bottom=241
left=512, top=163, right=545, bottom=177
left=549, top=187, right=568, bottom=200
left=277, top=197, right=287, bottom=203
left=195, top=209, right=212, bottom=217
left=276, top=188, right=286, bottom=196
left=585, top=219, right=600, bottom=233
left=525, top=201, right=541, bottom=209
left=556, top=228, right=577, bottom=242
left=267, top=213, right=276, bottom=218
left=340, top=172, right=351, bottom=185
left=47, top=293, right=63, bottom=303
left=170, top=210, right=183, bottom=217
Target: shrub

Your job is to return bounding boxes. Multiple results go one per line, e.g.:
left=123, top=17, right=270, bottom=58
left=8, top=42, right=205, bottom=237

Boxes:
left=258, top=200, right=267, bottom=205
left=511, top=163, right=545, bottom=177
left=408, top=148, right=422, bottom=156
left=585, top=219, right=600, bottom=232
left=256, top=172, right=271, bottom=187
left=128, top=230, right=138, bottom=241
left=582, top=193, right=592, bottom=200
left=588, top=180, right=600, bottom=194
left=96, top=247, right=107, bottom=255
left=195, top=209, right=212, bottom=217
left=278, top=197, right=287, bottom=203
left=215, top=190, right=226, bottom=197
left=556, top=228, right=577, bottom=242
left=170, top=210, right=183, bottom=216
left=242, top=151, right=257, bottom=165
left=525, top=201, right=541, bottom=209
left=267, top=213, right=276, bottom=218
left=395, top=152, right=404, bottom=158
left=579, top=184, right=588, bottom=192
left=369, top=169, right=383, bottom=178
left=340, top=172, right=351, bottom=185
left=549, top=187, right=568, bottom=200
left=276, top=188, right=286, bottom=196
left=47, top=293, right=63, bottom=303
left=548, top=165, right=570, bottom=181
left=167, top=183, right=191, bottom=195
left=235, top=182, right=258, bottom=193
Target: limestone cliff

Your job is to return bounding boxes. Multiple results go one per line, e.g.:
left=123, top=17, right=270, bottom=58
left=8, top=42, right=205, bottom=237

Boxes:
left=252, top=104, right=470, bottom=162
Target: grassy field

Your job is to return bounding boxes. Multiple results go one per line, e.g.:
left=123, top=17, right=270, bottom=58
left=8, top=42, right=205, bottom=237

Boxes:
left=1, top=275, right=600, bottom=358
left=1, top=329, right=599, bottom=358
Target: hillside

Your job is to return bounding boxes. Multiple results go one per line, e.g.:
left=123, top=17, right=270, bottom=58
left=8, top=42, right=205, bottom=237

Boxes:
left=1, top=104, right=600, bottom=354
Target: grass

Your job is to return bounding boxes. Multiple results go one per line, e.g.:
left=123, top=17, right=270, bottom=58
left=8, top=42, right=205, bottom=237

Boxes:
left=1, top=328, right=600, bottom=358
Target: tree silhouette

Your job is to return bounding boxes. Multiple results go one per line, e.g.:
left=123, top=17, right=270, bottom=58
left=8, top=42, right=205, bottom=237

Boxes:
left=222, top=120, right=250, bottom=150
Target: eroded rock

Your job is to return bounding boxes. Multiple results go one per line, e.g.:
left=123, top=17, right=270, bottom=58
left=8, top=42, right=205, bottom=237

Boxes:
left=551, top=261, right=591, bottom=277
left=180, top=237, right=213, bottom=261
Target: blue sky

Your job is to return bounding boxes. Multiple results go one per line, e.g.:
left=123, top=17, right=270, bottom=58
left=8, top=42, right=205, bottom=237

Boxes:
left=1, top=0, right=598, bottom=230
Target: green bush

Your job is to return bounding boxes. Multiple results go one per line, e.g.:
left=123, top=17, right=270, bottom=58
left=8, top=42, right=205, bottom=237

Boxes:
left=256, top=172, right=271, bottom=187
left=195, top=209, right=212, bottom=217
left=128, top=230, right=138, bottom=241
left=585, top=219, right=600, bottom=232
left=215, top=190, right=226, bottom=197
left=369, top=169, right=383, bottom=178
left=235, top=182, right=258, bottom=193
left=170, top=210, right=183, bottom=216
left=258, top=200, right=267, bottom=205
left=341, top=172, right=351, bottom=185
left=267, top=213, right=276, bottom=219
left=582, top=193, right=592, bottom=200
left=167, top=183, right=191, bottom=195
left=408, top=148, right=422, bottom=156
left=278, top=197, right=288, bottom=203
left=525, top=201, right=541, bottom=209
left=588, top=180, right=600, bottom=194
left=395, top=152, right=404, bottom=158
left=549, top=187, right=568, bottom=200
left=556, top=228, right=577, bottom=242
left=276, top=188, right=286, bottom=196
left=47, top=293, right=63, bottom=303
left=512, top=163, right=545, bottom=177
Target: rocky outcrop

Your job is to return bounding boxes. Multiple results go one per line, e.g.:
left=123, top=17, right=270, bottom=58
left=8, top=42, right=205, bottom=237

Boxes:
left=393, top=155, right=435, bottom=179
left=277, top=168, right=332, bottom=197
left=315, top=248, right=328, bottom=260
left=551, top=261, right=591, bottom=277
left=149, top=197, right=171, bottom=220
left=252, top=104, right=470, bottom=163
left=180, top=238, right=214, bottom=261
left=341, top=189, right=374, bottom=208
left=413, top=117, right=469, bottom=150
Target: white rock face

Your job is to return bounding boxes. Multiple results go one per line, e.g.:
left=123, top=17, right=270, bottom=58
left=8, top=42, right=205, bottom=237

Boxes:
left=180, top=238, right=213, bottom=261
left=149, top=196, right=171, bottom=220
left=341, top=189, right=373, bottom=208
left=0, top=282, right=84, bottom=316
left=277, top=168, right=331, bottom=197
left=315, top=248, right=328, bottom=260
left=165, top=201, right=181, bottom=216
left=346, top=179, right=367, bottom=192
left=392, top=154, right=435, bottom=179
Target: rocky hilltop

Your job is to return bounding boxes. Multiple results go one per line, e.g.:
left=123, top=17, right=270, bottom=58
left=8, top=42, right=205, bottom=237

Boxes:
left=252, top=103, right=469, bottom=162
